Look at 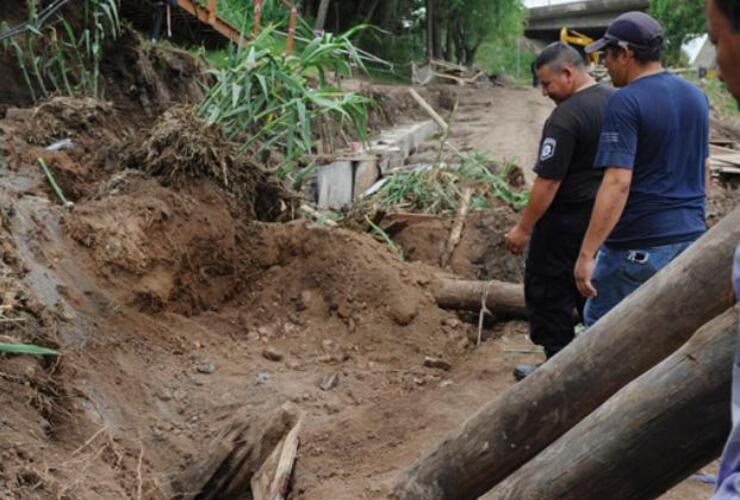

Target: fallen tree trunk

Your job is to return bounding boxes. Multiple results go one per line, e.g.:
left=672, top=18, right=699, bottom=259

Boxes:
left=432, top=278, right=526, bottom=318
left=393, top=207, right=740, bottom=500
left=494, top=308, right=736, bottom=500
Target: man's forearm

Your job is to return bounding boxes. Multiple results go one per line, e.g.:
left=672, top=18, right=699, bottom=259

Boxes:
left=580, top=168, right=632, bottom=256
left=517, top=177, right=561, bottom=232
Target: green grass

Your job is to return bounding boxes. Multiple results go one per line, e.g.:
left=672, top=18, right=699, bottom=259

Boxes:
left=0, top=342, right=59, bottom=356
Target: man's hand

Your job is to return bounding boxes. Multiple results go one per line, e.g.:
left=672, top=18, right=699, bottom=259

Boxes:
left=505, top=224, right=530, bottom=255
left=574, top=253, right=598, bottom=298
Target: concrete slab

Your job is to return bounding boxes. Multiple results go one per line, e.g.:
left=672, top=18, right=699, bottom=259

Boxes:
left=317, top=160, right=353, bottom=209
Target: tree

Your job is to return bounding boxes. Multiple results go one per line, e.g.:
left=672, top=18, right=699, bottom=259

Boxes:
left=650, top=0, right=706, bottom=65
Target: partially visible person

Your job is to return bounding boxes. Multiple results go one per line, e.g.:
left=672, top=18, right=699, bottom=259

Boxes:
left=705, top=0, right=740, bottom=498
left=505, top=42, right=613, bottom=380
left=573, top=12, right=709, bottom=326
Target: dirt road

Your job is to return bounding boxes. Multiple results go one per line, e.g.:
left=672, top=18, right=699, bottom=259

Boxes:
left=447, top=85, right=554, bottom=185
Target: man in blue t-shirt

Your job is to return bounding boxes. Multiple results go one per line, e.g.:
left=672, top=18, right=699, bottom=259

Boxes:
left=573, top=12, right=709, bottom=326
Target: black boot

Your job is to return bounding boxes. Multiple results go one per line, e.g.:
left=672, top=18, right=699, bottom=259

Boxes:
left=513, top=363, right=542, bottom=381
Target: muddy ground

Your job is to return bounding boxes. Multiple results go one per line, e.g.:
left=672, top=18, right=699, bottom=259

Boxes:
left=0, top=25, right=739, bottom=500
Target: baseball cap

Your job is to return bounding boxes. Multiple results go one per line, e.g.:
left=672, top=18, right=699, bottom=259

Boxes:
left=585, top=11, right=664, bottom=54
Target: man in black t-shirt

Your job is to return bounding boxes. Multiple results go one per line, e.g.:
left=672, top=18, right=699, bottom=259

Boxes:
left=505, top=42, right=614, bottom=380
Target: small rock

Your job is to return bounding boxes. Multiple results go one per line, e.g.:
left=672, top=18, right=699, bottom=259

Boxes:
left=442, top=317, right=461, bottom=329
left=157, top=391, right=173, bottom=402
left=423, top=356, right=452, bottom=371
left=439, top=380, right=454, bottom=388
left=255, top=372, right=271, bottom=385
left=246, top=330, right=260, bottom=342
left=389, top=297, right=419, bottom=326
left=336, top=302, right=351, bottom=319
left=413, top=377, right=426, bottom=386
left=258, top=326, right=273, bottom=338
left=262, top=348, right=284, bottom=362
left=319, top=373, right=340, bottom=391
left=196, top=360, right=215, bottom=374
left=285, top=360, right=303, bottom=370
left=152, top=428, right=165, bottom=441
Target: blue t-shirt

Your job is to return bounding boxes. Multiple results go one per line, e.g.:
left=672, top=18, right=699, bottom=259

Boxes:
left=594, top=72, right=708, bottom=248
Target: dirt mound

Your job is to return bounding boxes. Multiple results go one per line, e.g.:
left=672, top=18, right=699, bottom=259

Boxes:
left=64, top=176, right=246, bottom=314
left=102, top=27, right=211, bottom=116
left=125, top=105, right=295, bottom=221
left=18, top=97, right=119, bottom=147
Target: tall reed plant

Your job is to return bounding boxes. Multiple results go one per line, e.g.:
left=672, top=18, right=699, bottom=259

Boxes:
left=9, top=0, right=121, bottom=102
left=198, top=25, right=370, bottom=176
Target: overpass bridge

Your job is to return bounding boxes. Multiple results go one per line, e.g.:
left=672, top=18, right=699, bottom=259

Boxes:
left=525, top=0, right=650, bottom=45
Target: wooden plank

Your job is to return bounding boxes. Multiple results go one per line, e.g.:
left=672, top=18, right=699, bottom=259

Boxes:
left=712, top=153, right=740, bottom=166
left=207, top=0, right=216, bottom=24
left=251, top=415, right=303, bottom=500
left=175, top=0, right=246, bottom=45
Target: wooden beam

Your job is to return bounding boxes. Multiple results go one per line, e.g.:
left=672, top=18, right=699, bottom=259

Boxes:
left=494, top=308, right=735, bottom=500
left=175, top=0, right=247, bottom=45
left=207, top=0, right=216, bottom=24
left=392, top=207, right=740, bottom=500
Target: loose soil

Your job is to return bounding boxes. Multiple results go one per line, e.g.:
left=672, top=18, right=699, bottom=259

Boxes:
left=0, top=22, right=738, bottom=500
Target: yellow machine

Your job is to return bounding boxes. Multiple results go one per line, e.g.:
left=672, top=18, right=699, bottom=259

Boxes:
left=560, top=27, right=600, bottom=65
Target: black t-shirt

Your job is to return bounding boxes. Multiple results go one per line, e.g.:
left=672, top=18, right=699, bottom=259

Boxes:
left=534, top=84, right=615, bottom=209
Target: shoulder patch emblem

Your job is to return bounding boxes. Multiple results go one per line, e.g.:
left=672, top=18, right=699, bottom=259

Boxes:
left=540, top=137, right=556, bottom=161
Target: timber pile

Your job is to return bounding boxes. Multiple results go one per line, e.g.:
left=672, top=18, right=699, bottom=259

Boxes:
left=711, top=142, right=740, bottom=177
left=494, top=308, right=736, bottom=500
left=412, top=59, right=487, bottom=87
left=392, top=207, right=740, bottom=500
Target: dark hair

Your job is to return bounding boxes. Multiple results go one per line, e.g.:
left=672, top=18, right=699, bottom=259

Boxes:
left=535, top=42, right=585, bottom=71
left=714, top=0, right=740, bottom=32
left=605, top=39, right=662, bottom=64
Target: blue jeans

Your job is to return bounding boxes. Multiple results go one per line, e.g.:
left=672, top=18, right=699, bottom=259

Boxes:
left=583, top=240, right=697, bottom=327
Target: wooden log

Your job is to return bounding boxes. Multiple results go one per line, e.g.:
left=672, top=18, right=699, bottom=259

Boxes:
left=441, top=187, right=473, bottom=267
left=432, top=278, right=526, bottom=318
left=171, top=403, right=303, bottom=500
left=494, top=308, right=736, bottom=500
left=392, top=207, right=740, bottom=500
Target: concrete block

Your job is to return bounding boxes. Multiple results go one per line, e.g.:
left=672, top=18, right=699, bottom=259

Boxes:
left=317, top=160, right=353, bottom=209
left=353, top=158, right=380, bottom=198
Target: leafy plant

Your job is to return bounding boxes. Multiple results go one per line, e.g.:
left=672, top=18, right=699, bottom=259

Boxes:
left=365, top=215, right=404, bottom=260
left=373, top=150, right=528, bottom=214
left=197, top=25, right=371, bottom=176
left=8, top=0, right=121, bottom=102
left=0, top=342, right=59, bottom=356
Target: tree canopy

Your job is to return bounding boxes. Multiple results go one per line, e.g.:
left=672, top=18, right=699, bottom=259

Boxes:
left=649, top=0, right=706, bottom=65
